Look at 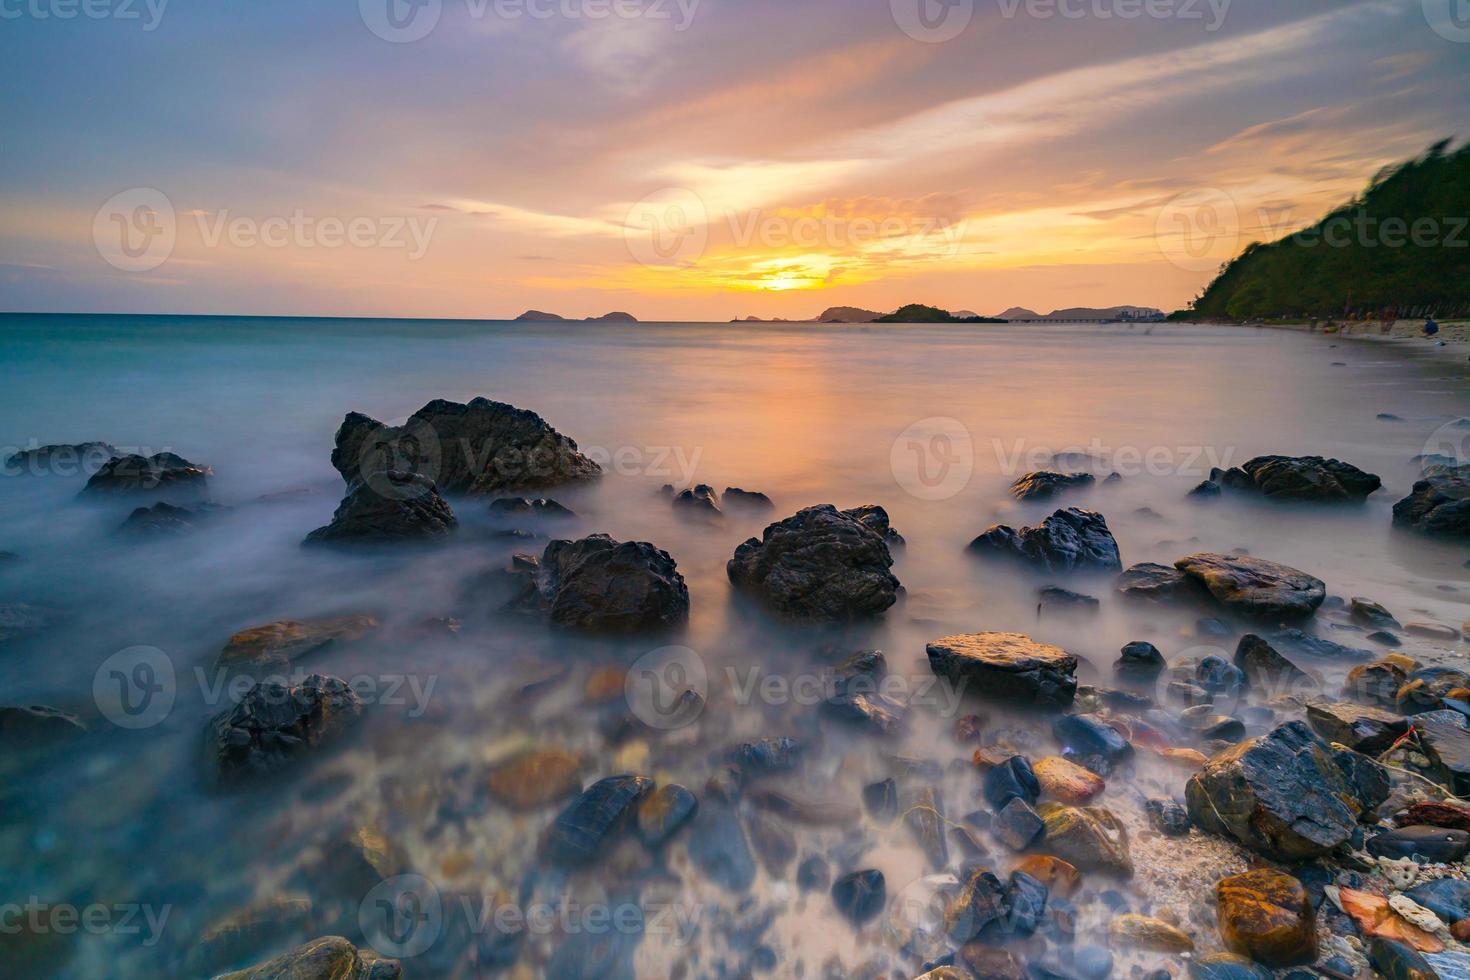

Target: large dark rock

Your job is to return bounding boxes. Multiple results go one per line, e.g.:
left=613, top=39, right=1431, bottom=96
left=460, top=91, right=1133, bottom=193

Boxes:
left=831, top=869, right=885, bottom=925
left=1262, top=628, right=1372, bottom=663
left=1414, top=713, right=1470, bottom=796
left=1406, top=878, right=1470, bottom=923
left=1185, top=721, right=1365, bottom=860
left=303, top=471, right=457, bottom=545
left=538, top=534, right=689, bottom=632
left=5, top=442, right=117, bottom=475
left=727, top=504, right=900, bottom=620
left=1366, top=825, right=1470, bottom=862
left=1174, top=553, right=1325, bottom=621
left=945, top=868, right=1049, bottom=943
left=983, top=756, right=1040, bottom=808
left=119, top=501, right=226, bottom=537
left=1115, top=562, right=1201, bottom=602
left=1053, top=713, right=1132, bottom=763
left=722, top=487, right=774, bottom=512
left=1221, top=455, right=1381, bottom=502
left=967, top=507, right=1121, bottom=574
left=1305, top=700, right=1407, bottom=754
left=1233, top=634, right=1311, bottom=691
left=1370, top=938, right=1440, bottom=980
left=927, top=632, right=1078, bottom=707
left=1114, top=641, right=1166, bottom=682
left=330, top=397, right=601, bottom=495
left=214, top=936, right=400, bottom=980
left=80, top=452, right=210, bottom=498
left=1010, top=471, right=1095, bottom=501
left=209, top=675, right=362, bottom=779
left=1393, top=463, right=1470, bottom=539
left=547, top=774, right=654, bottom=864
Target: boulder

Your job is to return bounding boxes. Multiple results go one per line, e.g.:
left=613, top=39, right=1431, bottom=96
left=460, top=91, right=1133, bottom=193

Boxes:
left=540, top=534, right=689, bottom=632
left=1233, top=634, right=1312, bottom=691
left=672, top=484, right=721, bottom=519
left=1115, top=562, right=1201, bottom=602
left=330, top=397, right=601, bottom=494
left=843, top=503, right=905, bottom=546
left=1215, top=868, right=1317, bottom=966
left=1393, top=463, right=1470, bottom=540
left=546, top=774, right=654, bottom=864
left=1038, top=585, right=1100, bottom=616
left=1174, top=553, right=1325, bottom=621
left=1305, top=700, right=1408, bottom=755
left=1226, top=455, right=1381, bottom=502
left=216, top=614, right=379, bottom=670
left=1114, top=640, right=1167, bottom=682
left=208, top=675, right=362, bottom=779
left=5, top=441, right=116, bottom=475
left=303, top=471, right=457, bottom=545
left=214, top=936, right=399, bottom=980
left=728, top=504, right=901, bottom=620
left=119, top=501, right=225, bottom=537
left=1264, top=627, right=1372, bottom=662
left=927, top=632, right=1078, bottom=707
left=967, top=507, right=1121, bottom=573
left=1184, top=721, right=1362, bottom=860
left=1010, top=471, right=1095, bottom=501
left=1035, top=803, right=1132, bottom=876
left=722, top=487, right=774, bottom=512
left=81, top=451, right=210, bottom=497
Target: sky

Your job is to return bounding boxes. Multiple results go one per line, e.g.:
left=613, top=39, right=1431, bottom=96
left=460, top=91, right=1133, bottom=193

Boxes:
left=0, top=0, right=1466, bottom=321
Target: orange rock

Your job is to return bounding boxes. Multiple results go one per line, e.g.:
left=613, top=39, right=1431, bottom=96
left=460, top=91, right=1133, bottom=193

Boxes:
left=1216, top=868, right=1316, bottom=966
left=217, top=614, right=378, bottom=668
left=972, top=748, right=1007, bottom=769
left=487, top=748, right=583, bottom=808
left=1399, top=800, right=1470, bottom=832
left=1011, top=855, right=1082, bottom=897
left=583, top=666, right=626, bottom=704
left=1034, top=756, right=1106, bottom=803
left=1452, top=919, right=1470, bottom=942
left=1150, top=745, right=1209, bottom=767
left=1337, top=888, right=1445, bottom=953
left=439, top=851, right=473, bottom=878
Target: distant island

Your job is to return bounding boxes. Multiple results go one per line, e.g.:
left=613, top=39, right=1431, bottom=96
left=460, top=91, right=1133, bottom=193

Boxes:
left=996, top=305, right=1165, bottom=322
left=513, top=310, right=640, bottom=322
left=873, top=304, right=1006, bottom=323
left=1175, top=139, right=1469, bottom=322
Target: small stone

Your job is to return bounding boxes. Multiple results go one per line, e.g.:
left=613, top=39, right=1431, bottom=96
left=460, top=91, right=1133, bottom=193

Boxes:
left=1033, top=755, right=1106, bottom=803
left=1052, top=714, right=1132, bottom=763
left=635, top=784, right=698, bottom=847
left=1405, top=622, right=1463, bottom=641
left=1366, top=826, right=1470, bottom=863
left=983, top=756, right=1040, bottom=808
left=1306, top=700, right=1408, bottom=755
left=1370, top=937, right=1441, bottom=980
left=1036, top=802, right=1132, bottom=876
left=487, top=748, right=584, bottom=809
left=1145, top=798, right=1190, bottom=836
left=1351, top=598, right=1401, bottom=629
left=546, top=774, right=654, bottom=865
left=831, top=869, right=885, bottom=925
left=217, top=614, right=379, bottom=670
left=1216, top=868, right=1316, bottom=966
left=797, top=855, right=829, bottom=892
left=862, top=778, right=898, bottom=822
left=1012, top=855, right=1080, bottom=897
left=1108, top=913, right=1194, bottom=952
left=994, top=797, right=1045, bottom=851
left=1188, top=953, right=1273, bottom=980
left=1114, top=641, right=1167, bottom=682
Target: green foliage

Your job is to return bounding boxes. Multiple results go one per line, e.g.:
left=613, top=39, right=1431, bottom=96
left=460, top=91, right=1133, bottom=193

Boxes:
left=1185, top=140, right=1470, bottom=320
left=874, top=304, right=1004, bottom=323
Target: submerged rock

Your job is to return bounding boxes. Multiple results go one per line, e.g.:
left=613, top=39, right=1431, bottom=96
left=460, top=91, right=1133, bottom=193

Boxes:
left=1264, top=628, right=1372, bottom=662
left=1215, top=868, right=1317, bottom=966
left=0, top=603, right=60, bottom=645
left=1351, top=597, right=1401, bottom=629
left=1233, top=633, right=1311, bottom=691
left=1114, top=640, right=1166, bottom=682
left=927, top=632, right=1078, bottom=707
left=984, top=756, right=1041, bottom=808
left=1010, top=470, right=1095, bottom=501
left=1145, top=798, right=1190, bottom=836
left=119, top=500, right=225, bottom=537
left=1109, top=913, right=1194, bottom=952
left=214, top=936, right=399, bottom=980
left=1189, top=953, right=1274, bottom=980
left=1115, top=562, right=1200, bottom=603
left=209, top=675, right=362, bottom=779
left=303, top=471, right=457, bottom=545
left=967, top=507, right=1121, bottom=574
left=1393, top=463, right=1470, bottom=540
left=1052, top=714, right=1132, bottom=764
left=1035, top=803, right=1132, bottom=876
left=722, top=487, right=775, bottom=512
left=0, top=704, right=86, bottom=746
left=5, top=441, right=116, bottom=475
left=546, top=774, right=654, bottom=864
left=1174, top=553, right=1326, bottom=621
left=672, top=484, right=722, bottom=519
left=81, top=451, right=210, bottom=497
left=488, top=496, right=575, bottom=519
left=636, top=783, right=698, bottom=846
left=487, top=748, right=585, bottom=809
left=728, top=504, right=901, bottom=620
left=330, top=396, right=601, bottom=494
left=1222, top=455, right=1381, bottom=502
left=540, top=533, right=689, bottom=632
left=831, top=869, right=886, bottom=925
left=216, top=614, right=379, bottom=670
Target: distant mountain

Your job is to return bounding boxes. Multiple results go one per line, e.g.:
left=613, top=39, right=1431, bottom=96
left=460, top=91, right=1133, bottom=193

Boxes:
left=514, top=310, right=566, bottom=321
left=994, top=305, right=1164, bottom=321
left=952, top=310, right=979, bottom=319
left=996, top=306, right=1041, bottom=319
left=815, top=306, right=883, bottom=323
left=587, top=311, right=638, bottom=322
left=874, top=303, right=1004, bottom=323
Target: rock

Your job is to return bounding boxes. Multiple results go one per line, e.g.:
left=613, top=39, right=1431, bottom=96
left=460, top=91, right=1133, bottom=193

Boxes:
left=1398, top=667, right=1470, bottom=714
left=1225, top=455, right=1381, bottom=502
left=1052, top=714, right=1132, bottom=764
left=687, top=802, right=756, bottom=892
left=119, top=501, right=224, bottom=537
left=844, top=503, right=906, bottom=547
left=1413, top=713, right=1470, bottom=794
left=862, top=777, right=898, bottom=821
left=1074, top=945, right=1113, bottom=980
left=1188, top=953, right=1274, bottom=980
left=1115, top=561, right=1201, bottom=602
left=994, top=797, right=1045, bottom=850
left=1010, top=471, right=1095, bottom=501
left=1330, top=746, right=1391, bottom=814
left=797, top=856, right=829, bottom=892
left=1012, top=855, right=1081, bottom=897
left=1215, top=868, right=1316, bottom=966
left=1406, top=622, right=1463, bottom=641
left=1394, top=463, right=1470, bottom=539
left=1401, top=800, right=1470, bottom=833
left=1367, top=826, right=1470, bottom=862
left=487, top=748, right=584, bottom=809
left=1190, top=479, right=1223, bottom=498
left=831, top=869, right=885, bottom=925
left=823, top=690, right=905, bottom=734
left=1370, top=937, right=1443, bottom=979
left=984, top=755, right=1040, bottom=808
left=1347, top=656, right=1416, bottom=708
left=1341, top=890, right=1446, bottom=953
left=672, top=484, right=721, bottom=518
left=1352, top=598, right=1401, bottom=629
left=1185, top=721, right=1365, bottom=859
left=217, top=614, right=379, bottom=670
left=546, top=774, right=654, bottom=864
left=1145, top=798, right=1190, bottom=836
left=1174, top=553, right=1325, bottom=621
left=540, top=534, right=689, bottom=632
left=945, top=868, right=1047, bottom=943
left=1233, top=634, right=1311, bottom=691
left=1039, top=585, right=1100, bottom=615
left=303, top=471, right=457, bottom=545
left=0, top=704, right=86, bottom=746
left=214, top=936, right=400, bottom=980
left=1407, top=879, right=1470, bottom=924
left=1114, top=641, right=1166, bottom=683
left=1108, top=913, right=1193, bottom=952
left=209, top=675, right=362, bottom=779
left=727, top=504, right=901, bottom=620
left=1035, top=803, right=1132, bottom=876
left=722, top=487, right=774, bottom=512
left=1305, top=700, right=1408, bottom=754
left=967, top=507, right=1121, bottom=574
left=310, top=824, right=409, bottom=900
left=746, top=809, right=797, bottom=875
left=80, top=451, right=210, bottom=497
left=957, top=945, right=1026, bottom=980
left=905, top=786, right=950, bottom=870
left=731, top=736, right=803, bottom=777
left=1033, top=756, right=1106, bottom=804
left=5, top=441, right=116, bottom=475
left=488, top=496, right=575, bottom=519
left=330, top=397, right=601, bottom=494
left=187, top=893, right=314, bottom=975
left=927, top=632, right=1078, bottom=707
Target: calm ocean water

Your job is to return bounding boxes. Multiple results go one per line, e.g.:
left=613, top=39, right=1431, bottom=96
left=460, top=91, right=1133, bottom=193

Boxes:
left=0, top=313, right=1466, bottom=978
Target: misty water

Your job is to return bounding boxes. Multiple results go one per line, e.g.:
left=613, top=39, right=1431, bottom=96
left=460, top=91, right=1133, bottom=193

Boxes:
left=1, top=314, right=1467, bottom=978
